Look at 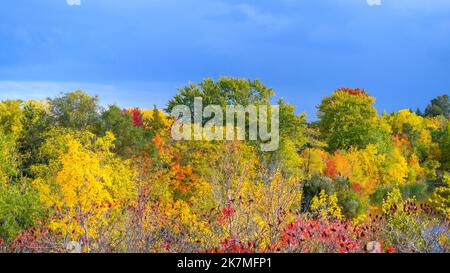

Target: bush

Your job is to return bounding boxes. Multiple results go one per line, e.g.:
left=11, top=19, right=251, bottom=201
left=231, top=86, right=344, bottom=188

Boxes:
left=301, top=172, right=334, bottom=211
left=339, top=190, right=368, bottom=219
left=0, top=182, right=42, bottom=242
left=371, top=182, right=431, bottom=205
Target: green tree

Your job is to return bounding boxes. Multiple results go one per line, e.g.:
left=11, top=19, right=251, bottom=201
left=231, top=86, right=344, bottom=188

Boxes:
left=166, top=77, right=274, bottom=115
left=424, top=94, right=449, bottom=118
left=18, top=101, right=51, bottom=178
left=48, top=90, right=101, bottom=131
left=0, top=109, right=41, bottom=241
left=317, top=88, right=384, bottom=152
left=97, top=105, right=150, bottom=156
left=0, top=182, right=42, bottom=242
left=439, top=122, right=450, bottom=171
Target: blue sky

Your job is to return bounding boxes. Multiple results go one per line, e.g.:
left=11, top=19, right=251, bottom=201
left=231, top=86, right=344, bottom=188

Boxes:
left=0, top=0, right=449, bottom=120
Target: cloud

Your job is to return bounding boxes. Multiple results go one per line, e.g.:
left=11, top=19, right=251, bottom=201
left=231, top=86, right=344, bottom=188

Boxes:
left=66, top=0, right=81, bottom=6
left=367, top=0, right=382, bottom=6
left=235, top=4, right=278, bottom=27
left=0, top=81, right=180, bottom=109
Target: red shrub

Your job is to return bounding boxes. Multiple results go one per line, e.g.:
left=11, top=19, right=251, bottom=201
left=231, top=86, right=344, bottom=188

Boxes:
left=280, top=218, right=361, bottom=253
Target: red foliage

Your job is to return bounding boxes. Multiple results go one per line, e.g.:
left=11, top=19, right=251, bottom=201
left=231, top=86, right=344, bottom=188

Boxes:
left=280, top=218, right=361, bottom=253
left=217, top=204, right=236, bottom=224
left=387, top=245, right=396, bottom=253
left=9, top=228, right=53, bottom=253
left=128, top=108, right=144, bottom=127
left=208, top=238, right=257, bottom=253
left=350, top=182, right=363, bottom=193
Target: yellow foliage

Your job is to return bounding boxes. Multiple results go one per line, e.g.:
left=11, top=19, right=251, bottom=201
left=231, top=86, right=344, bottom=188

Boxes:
left=0, top=100, right=24, bottom=138
left=382, top=146, right=408, bottom=185
left=141, top=109, right=173, bottom=128
left=301, top=148, right=328, bottom=177
left=389, top=109, right=424, bottom=134
left=429, top=173, right=450, bottom=219
left=382, top=186, right=403, bottom=214
left=311, top=190, right=343, bottom=220
left=254, top=171, right=302, bottom=245
left=33, top=132, right=137, bottom=250
left=346, top=144, right=384, bottom=195
left=407, top=154, right=425, bottom=182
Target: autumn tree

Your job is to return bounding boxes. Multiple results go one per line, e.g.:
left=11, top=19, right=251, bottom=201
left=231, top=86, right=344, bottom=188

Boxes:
left=97, top=105, right=150, bottom=156
left=33, top=132, right=137, bottom=252
left=317, top=88, right=387, bottom=152
left=0, top=129, right=18, bottom=182
left=0, top=100, right=24, bottom=138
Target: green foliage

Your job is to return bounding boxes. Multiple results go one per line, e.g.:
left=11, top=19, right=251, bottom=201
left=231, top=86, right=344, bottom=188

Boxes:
left=339, top=191, right=367, bottom=219
left=0, top=129, right=19, bottom=181
left=439, top=121, right=450, bottom=171
left=0, top=182, right=42, bottom=242
left=48, top=90, right=101, bottom=131
left=317, top=88, right=386, bottom=151
left=97, top=105, right=150, bottom=156
left=17, top=101, right=51, bottom=178
left=166, top=77, right=274, bottom=115
left=424, top=94, right=449, bottom=118
left=334, top=176, right=368, bottom=219
left=371, top=182, right=430, bottom=205
left=0, top=86, right=449, bottom=253
left=301, top=172, right=334, bottom=211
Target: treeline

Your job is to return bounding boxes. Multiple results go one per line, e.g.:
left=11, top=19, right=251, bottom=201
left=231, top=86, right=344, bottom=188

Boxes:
left=0, top=77, right=449, bottom=253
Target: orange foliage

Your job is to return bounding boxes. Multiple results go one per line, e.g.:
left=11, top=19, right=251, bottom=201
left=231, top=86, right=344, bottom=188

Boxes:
left=329, top=152, right=352, bottom=178
left=392, top=133, right=413, bottom=151
left=325, top=158, right=337, bottom=178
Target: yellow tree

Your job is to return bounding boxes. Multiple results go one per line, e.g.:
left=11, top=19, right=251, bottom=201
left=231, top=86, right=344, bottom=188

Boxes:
left=254, top=170, right=302, bottom=246
left=34, top=132, right=136, bottom=252
left=346, top=144, right=384, bottom=195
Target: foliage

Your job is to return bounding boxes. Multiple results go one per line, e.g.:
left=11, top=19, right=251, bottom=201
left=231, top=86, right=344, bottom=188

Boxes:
left=429, top=173, right=450, bottom=219
left=0, top=87, right=449, bottom=253
left=97, top=105, right=150, bottom=156
left=166, top=77, right=274, bottom=115
left=48, top=90, right=100, bottom=131
left=317, top=88, right=382, bottom=151
left=310, top=190, right=343, bottom=220
left=424, top=94, right=449, bottom=118
left=280, top=217, right=361, bottom=253
left=32, top=132, right=136, bottom=252
left=0, top=129, right=18, bottom=181
left=381, top=187, right=449, bottom=252
left=0, top=182, right=42, bottom=242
